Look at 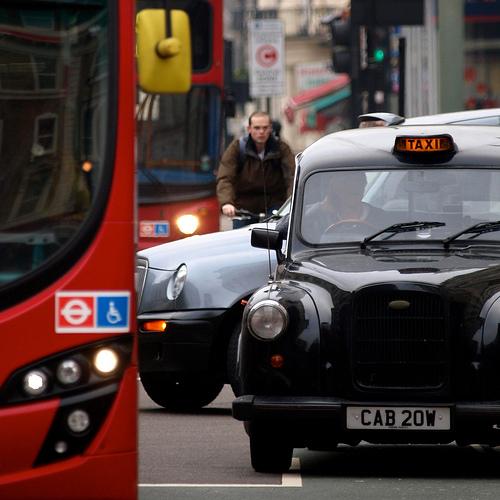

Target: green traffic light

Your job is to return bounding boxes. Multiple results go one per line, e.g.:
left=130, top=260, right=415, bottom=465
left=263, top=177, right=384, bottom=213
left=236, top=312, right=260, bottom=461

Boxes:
left=373, top=48, right=385, bottom=63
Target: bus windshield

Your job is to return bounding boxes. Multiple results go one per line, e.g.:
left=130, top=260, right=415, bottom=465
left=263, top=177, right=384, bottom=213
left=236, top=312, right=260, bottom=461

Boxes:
left=136, top=86, right=221, bottom=203
left=0, top=1, right=111, bottom=287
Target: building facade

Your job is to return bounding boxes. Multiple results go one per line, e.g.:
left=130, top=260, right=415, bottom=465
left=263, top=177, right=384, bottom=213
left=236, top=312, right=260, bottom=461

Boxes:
left=224, top=0, right=500, bottom=152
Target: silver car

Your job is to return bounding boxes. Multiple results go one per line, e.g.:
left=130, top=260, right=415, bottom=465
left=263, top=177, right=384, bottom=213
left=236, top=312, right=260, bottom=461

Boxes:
left=136, top=202, right=288, bottom=409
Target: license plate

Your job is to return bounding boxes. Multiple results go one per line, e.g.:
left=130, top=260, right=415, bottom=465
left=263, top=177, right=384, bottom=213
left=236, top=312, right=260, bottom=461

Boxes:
left=346, top=406, right=451, bottom=430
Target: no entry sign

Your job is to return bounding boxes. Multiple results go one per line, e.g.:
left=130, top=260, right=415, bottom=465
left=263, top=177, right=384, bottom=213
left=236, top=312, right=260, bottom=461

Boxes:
left=249, top=19, right=284, bottom=97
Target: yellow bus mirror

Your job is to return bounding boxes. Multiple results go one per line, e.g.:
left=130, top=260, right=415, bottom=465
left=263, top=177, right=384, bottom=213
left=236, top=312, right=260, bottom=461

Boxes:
left=136, top=9, right=191, bottom=93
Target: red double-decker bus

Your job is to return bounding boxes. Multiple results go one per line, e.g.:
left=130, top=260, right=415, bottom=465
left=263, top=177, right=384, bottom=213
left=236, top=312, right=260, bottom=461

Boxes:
left=0, top=2, right=190, bottom=498
left=136, top=0, right=226, bottom=249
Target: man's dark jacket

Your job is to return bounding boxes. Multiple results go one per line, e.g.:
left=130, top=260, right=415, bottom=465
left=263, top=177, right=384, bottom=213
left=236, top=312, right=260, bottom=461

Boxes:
left=216, top=135, right=295, bottom=214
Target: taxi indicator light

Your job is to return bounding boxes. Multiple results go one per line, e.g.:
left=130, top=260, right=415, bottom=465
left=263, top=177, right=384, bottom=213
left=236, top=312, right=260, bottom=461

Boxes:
left=394, top=134, right=454, bottom=154
left=270, top=354, right=285, bottom=369
left=142, top=320, right=168, bottom=332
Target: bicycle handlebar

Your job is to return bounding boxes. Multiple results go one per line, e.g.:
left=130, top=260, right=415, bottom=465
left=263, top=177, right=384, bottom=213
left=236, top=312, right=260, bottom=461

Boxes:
left=233, top=209, right=266, bottom=220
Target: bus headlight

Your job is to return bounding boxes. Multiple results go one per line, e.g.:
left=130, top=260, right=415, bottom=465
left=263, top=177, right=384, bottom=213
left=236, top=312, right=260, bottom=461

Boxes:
left=93, top=348, right=119, bottom=375
left=23, top=369, right=49, bottom=396
left=247, top=300, right=288, bottom=341
left=56, top=359, right=83, bottom=385
left=176, top=214, right=199, bottom=235
left=67, top=409, right=90, bottom=434
left=167, top=264, right=187, bottom=300
left=0, top=337, right=133, bottom=466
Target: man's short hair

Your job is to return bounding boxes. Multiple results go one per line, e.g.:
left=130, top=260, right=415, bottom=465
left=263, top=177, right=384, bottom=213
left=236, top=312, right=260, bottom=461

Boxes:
left=248, top=111, right=271, bottom=126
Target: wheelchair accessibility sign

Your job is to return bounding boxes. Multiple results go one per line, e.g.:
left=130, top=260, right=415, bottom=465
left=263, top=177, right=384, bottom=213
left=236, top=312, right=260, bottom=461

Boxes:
left=56, top=291, right=130, bottom=333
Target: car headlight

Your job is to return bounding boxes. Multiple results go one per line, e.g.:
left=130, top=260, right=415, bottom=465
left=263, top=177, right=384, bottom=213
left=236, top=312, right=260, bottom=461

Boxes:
left=167, top=264, right=188, bottom=300
left=247, top=300, right=288, bottom=341
left=176, top=214, right=199, bottom=235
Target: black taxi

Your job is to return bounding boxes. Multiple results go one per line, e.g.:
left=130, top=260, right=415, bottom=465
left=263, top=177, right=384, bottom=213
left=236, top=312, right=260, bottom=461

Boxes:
left=232, top=124, right=500, bottom=472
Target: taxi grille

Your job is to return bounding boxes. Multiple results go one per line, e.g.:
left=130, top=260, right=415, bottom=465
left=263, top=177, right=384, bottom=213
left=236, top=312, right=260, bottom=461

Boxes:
left=352, top=289, right=448, bottom=390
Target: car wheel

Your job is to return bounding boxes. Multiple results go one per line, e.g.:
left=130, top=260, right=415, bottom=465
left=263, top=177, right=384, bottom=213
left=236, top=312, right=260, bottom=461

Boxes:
left=140, top=372, right=224, bottom=410
left=248, top=422, right=293, bottom=473
left=226, top=320, right=242, bottom=396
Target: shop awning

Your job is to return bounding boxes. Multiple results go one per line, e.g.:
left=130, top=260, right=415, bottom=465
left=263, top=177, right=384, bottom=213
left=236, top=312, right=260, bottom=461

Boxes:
left=308, top=85, right=351, bottom=112
left=284, top=74, right=350, bottom=123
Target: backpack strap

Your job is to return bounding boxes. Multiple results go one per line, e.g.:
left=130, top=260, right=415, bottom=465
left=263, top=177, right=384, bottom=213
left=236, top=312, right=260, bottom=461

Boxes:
left=237, top=136, right=247, bottom=174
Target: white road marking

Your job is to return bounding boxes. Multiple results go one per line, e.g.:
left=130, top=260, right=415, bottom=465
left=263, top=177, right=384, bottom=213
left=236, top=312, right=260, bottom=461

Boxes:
left=138, top=457, right=302, bottom=488
left=281, top=457, right=302, bottom=487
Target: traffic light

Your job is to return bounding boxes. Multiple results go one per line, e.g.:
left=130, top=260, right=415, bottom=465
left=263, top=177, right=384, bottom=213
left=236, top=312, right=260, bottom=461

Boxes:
left=373, top=47, right=385, bottom=64
left=367, top=27, right=388, bottom=68
left=365, top=27, right=390, bottom=111
left=326, top=16, right=352, bottom=74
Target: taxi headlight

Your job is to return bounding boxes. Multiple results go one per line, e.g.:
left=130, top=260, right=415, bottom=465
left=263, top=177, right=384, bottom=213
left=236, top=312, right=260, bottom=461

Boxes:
left=247, top=300, right=288, bottom=341
left=167, top=264, right=187, bottom=300
left=176, top=214, right=199, bottom=235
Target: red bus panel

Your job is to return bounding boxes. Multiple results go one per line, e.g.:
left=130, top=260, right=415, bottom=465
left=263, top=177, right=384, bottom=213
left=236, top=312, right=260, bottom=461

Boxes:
left=0, top=2, right=137, bottom=498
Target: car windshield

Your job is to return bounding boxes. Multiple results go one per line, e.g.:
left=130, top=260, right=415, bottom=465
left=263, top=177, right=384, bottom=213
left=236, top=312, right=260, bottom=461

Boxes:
left=300, top=168, right=500, bottom=245
left=271, top=198, right=290, bottom=218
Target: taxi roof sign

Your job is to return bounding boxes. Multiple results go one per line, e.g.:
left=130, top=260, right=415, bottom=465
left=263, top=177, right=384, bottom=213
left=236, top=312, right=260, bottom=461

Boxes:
left=394, top=134, right=454, bottom=154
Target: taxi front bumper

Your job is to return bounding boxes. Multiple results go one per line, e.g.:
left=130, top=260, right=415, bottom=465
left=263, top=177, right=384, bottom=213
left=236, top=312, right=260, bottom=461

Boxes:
left=233, top=395, right=500, bottom=443
left=233, top=395, right=500, bottom=420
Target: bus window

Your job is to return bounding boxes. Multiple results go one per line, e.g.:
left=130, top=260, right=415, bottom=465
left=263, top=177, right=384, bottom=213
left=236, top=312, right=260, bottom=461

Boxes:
left=0, top=2, right=110, bottom=296
left=137, top=86, right=221, bottom=191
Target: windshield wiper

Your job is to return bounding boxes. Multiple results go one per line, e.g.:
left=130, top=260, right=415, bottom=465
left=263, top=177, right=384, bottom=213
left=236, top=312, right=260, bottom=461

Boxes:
left=361, top=221, right=446, bottom=249
left=443, top=220, right=500, bottom=249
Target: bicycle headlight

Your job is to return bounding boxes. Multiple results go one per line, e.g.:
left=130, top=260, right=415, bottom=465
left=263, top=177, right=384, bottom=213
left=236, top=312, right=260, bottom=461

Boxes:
left=247, top=300, right=288, bottom=341
left=166, top=264, right=188, bottom=300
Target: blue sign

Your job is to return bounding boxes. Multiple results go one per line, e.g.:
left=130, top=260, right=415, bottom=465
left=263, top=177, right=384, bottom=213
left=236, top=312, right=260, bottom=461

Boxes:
left=97, top=295, right=129, bottom=329
left=154, top=222, right=169, bottom=236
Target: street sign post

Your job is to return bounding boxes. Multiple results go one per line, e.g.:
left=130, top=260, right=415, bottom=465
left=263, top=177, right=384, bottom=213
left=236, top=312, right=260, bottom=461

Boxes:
left=248, top=19, right=285, bottom=98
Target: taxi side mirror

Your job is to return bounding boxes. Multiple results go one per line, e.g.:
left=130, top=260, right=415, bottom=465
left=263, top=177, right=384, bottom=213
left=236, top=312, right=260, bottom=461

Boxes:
left=136, top=9, right=191, bottom=93
left=251, top=228, right=282, bottom=250
left=251, top=228, right=285, bottom=264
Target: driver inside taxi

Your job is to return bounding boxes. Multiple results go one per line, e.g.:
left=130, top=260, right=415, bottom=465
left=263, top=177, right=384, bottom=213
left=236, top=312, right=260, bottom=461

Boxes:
left=301, top=171, right=385, bottom=242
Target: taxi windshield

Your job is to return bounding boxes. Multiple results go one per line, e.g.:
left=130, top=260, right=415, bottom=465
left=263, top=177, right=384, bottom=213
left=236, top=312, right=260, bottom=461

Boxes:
left=300, top=168, right=500, bottom=245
